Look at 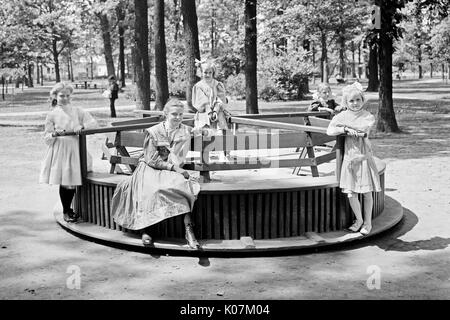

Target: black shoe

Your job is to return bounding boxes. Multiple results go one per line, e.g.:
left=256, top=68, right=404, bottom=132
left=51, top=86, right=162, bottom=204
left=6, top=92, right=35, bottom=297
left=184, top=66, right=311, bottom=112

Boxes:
left=68, top=209, right=79, bottom=222
left=63, top=212, right=76, bottom=223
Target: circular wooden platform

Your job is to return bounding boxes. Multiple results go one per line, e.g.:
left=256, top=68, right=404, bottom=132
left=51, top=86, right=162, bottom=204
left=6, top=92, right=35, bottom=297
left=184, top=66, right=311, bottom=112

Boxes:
left=54, top=157, right=403, bottom=255
left=55, top=195, right=402, bottom=254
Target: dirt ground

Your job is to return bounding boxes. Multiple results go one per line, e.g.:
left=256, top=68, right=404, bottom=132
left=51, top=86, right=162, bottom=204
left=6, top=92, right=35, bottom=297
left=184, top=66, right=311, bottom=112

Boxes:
left=0, top=79, right=449, bottom=300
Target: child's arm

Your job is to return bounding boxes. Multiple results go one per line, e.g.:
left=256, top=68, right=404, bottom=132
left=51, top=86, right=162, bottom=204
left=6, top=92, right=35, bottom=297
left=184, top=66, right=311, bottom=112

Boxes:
left=308, top=101, right=321, bottom=112
left=326, top=115, right=346, bottom=136
left=43, top=114, right=59, bottom=144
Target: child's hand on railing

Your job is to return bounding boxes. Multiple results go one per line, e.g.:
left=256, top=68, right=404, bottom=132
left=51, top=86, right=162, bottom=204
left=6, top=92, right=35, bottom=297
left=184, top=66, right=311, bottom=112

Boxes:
left=52, top=130, right=66, bottom=137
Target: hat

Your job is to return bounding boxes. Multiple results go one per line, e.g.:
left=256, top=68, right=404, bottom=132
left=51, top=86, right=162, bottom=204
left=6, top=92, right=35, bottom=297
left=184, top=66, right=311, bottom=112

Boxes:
left=108, top=75, right=116, bottom=80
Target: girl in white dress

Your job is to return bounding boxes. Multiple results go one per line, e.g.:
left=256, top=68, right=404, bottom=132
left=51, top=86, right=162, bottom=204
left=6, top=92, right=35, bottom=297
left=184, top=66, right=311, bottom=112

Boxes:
left=326, top=82, right=381, bottom=235
left=39, top=82, right=97, bottom=222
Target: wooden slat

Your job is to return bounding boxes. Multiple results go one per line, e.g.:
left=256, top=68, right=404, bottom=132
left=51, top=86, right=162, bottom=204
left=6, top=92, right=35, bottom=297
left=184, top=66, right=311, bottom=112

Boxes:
left=307, top=116, right=331, bottom=128
left=222, top=194, right=229, bottom=240
left=111, top=116, right=160, bottom=127
left=109, top=155, right=140, bottom=166
left=230, top=117, right=328, bottom=134
left=292, top=191, right=299, bottom=236
left=307, top=190, right=313, bottom=232
left=231, top=194, right=238, bottom=239
left=270, top=192, right=278, bottom=238
left=319, top=189, right=325, bottom=233
left=255, top=193, right=263, bottom=239
left=248, top=193, right=254, bottom=238
left=300, top=191, right=306, bottom=235
left=202, top=131, right=309, bottom=151
left=99, top=186, right=105, bottom=227
left=285, top=191, right=291, bottom=237
left=116, top=132, right=146, bottom=148
left=278, top=192, right=285, bottom=237
left=264, top=193, right=270, bottom=238
left=315, top=151, right=337, bottom=165
left=239, top=194, right=246, bottom=236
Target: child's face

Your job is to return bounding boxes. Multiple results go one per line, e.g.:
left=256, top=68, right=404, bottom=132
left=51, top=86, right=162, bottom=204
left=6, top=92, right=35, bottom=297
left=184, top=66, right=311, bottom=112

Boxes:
left=318, top=87, right=331, bottom=100
left=346, top=91, right=364, bottom=112
left=57, top=89, right=71, bottom=106
left=202, top=68, right=214, bottom=81
left=165, top=106, right=184, bottom=128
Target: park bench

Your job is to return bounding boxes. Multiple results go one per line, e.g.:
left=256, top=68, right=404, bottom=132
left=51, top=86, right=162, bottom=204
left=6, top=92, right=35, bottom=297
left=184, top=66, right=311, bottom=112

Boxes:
left=74, top=80, right=97, bottom=89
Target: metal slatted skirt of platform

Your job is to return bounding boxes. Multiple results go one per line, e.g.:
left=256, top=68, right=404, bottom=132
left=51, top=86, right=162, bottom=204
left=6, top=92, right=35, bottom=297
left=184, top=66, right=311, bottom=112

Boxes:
left=55, top=158, right=403, bottom=254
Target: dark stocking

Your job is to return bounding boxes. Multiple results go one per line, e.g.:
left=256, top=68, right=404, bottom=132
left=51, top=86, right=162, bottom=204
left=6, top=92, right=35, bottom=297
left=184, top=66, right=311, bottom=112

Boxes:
left=59, top=186, right=76, bottom=214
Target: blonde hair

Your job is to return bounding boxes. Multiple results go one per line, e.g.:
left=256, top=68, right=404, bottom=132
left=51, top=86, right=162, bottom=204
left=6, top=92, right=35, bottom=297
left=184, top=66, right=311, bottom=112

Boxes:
left=195, top=58, right=217, bottom=77
left=341, top=82, right=365, bottom=109
left=49, top=82, right=74, bottom=107
left=163, top=98, right=184, bottom=114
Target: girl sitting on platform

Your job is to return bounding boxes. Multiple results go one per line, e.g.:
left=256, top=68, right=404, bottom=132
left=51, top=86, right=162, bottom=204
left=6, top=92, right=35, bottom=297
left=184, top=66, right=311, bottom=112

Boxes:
left=111, top=98, right=201, bottom=249
left=308, top=83, right=343, bottom=117
left=39, top=82, right=98, bottom=223
left=326, top=82, right=381, bottom=235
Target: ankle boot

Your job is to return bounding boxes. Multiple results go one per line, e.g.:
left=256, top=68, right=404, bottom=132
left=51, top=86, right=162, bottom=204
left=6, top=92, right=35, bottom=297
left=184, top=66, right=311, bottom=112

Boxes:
left=185, top=224, right=200, bottom=249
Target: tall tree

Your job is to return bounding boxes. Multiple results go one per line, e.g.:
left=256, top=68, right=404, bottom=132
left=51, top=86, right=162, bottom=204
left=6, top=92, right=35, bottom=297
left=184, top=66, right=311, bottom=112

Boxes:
left=366, top=37, right=379, bottom=91
left=96, top=0, right=115, bottom=78
left=154, top=0, right=169, bottom=110
left=133, top=0, right=150, bottom=110
left=181, top=0, right=201, bottom=113
left=244, top=0, right=258, bottom=114
left=116, top=0, right=127, bottom=87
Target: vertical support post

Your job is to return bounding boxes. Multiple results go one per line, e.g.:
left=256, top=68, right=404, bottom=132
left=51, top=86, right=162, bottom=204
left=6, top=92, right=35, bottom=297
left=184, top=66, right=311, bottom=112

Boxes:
left=335, top=135, right=345, bottom=182
left=79, top=133, right=88, bottom=218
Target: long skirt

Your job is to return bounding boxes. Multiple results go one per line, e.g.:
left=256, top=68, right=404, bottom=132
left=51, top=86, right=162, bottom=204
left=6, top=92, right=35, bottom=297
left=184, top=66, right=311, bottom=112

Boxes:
left=112, top=162, right=200, bottom=230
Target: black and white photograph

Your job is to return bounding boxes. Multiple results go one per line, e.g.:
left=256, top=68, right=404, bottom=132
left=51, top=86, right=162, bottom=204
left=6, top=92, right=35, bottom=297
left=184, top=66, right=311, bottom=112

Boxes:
left=1, top=0, right=449, bottom=307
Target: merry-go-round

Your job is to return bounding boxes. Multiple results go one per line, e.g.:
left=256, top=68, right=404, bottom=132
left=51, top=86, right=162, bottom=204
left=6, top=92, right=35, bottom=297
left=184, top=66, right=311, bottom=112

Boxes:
left=54, top=111, right=403, bottom=255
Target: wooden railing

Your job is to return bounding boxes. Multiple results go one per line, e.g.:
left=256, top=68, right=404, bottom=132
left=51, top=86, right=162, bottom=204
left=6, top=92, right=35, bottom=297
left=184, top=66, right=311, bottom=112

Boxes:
left=59, top=111, right=343, bottom=183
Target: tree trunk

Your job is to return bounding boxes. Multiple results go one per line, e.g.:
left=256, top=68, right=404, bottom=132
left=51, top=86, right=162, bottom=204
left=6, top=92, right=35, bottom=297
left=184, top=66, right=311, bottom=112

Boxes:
left=245, top=0, right=258, bottom=114
left=430, top=62, right=433, bottom=78
left=134, top=0, right=151, bottom=110
left=116, top=1, right=127, bottom=87
left=52, top=39, right=61, bottom=83
left=173, top=0, right=181, bottom=42
left=339, top=34, right=345, bottom=78
left=99, top=13, right=115, bottom=78
left=320, top=31, right=328, bottom=83
left=67, top=57, right=70, bottom=80
left=36, top=61, right=40, bottom=85
left=376, top=29, right=400, bottom=132
left=417, top=46, right=422, bottom=79
left=181, top=0, right=201, bottom=113
left=366, top=43, right=379, bottom=91
left=154, top=0, right=169, bottom=110
left=210, top=6, right=216, bottom=56
left=351, top=41, right=356, bottom=78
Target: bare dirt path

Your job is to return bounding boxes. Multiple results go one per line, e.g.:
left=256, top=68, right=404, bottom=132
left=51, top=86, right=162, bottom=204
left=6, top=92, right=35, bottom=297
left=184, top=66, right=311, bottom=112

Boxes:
left=0, top=79, right=449, bottom=300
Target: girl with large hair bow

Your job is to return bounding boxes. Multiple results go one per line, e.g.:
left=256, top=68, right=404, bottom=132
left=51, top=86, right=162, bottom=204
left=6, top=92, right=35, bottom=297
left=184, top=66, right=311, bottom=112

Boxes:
left=326, top=82, right=381, bottom=236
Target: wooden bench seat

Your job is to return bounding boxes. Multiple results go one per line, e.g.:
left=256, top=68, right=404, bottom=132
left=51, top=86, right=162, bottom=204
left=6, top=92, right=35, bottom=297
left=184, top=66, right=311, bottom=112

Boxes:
left=101, top=115, right=337, bottom=182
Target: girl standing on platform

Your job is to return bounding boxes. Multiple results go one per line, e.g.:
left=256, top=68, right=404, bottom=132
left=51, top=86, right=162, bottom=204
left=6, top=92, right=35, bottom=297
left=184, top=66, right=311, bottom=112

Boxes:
left=192, top=59, right=232, bottom=161
left=111, top=98, right=201, bottom=249
left=39, top=82, right=98, bottom=223
left=326, top=82, right=381, bottom=235
left=192, top=59, right=230, bottom=131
